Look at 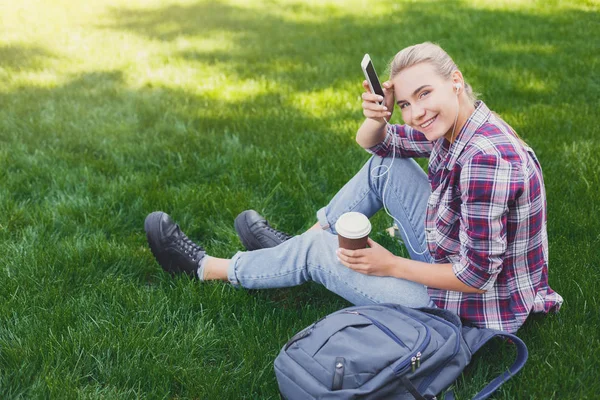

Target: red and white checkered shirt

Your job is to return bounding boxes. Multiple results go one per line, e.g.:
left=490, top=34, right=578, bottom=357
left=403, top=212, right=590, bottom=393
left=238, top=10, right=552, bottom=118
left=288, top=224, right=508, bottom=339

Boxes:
left=368, top=101, right=563, bottom=332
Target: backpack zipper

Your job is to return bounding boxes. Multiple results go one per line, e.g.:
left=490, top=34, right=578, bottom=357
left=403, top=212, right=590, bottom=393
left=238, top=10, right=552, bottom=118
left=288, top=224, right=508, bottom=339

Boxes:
left=410, top=352, right=422, bottom=373
left=394, top=335, right=430, bottom=375
left=416, top=313, right=461, bottom=392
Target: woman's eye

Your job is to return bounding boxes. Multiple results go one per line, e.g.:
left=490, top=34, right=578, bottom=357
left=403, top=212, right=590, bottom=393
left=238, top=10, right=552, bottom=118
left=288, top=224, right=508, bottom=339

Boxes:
left=399, top=103, right=409, bottom=109
left=419, top=90, right=430, bottom=99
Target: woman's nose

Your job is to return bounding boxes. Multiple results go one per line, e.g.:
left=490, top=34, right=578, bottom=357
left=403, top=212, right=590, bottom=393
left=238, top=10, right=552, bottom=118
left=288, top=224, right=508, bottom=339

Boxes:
left=411, top=103, right=426, bottom=122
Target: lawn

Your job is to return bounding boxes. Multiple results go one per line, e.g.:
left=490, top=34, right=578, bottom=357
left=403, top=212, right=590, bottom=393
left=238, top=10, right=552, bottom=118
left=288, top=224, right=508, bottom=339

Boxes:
left=0, top=0, right=599, bottom=398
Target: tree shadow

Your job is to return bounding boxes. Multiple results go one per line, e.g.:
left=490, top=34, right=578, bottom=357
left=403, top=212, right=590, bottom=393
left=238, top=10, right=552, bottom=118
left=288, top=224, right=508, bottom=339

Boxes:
left=2, top=0, right=597, bottom=259
left=0, top=65, right=365, bottom=247
left=100, top=0, right=598, bottom=110
left=0, top=44, right=57, bottom=72
left=2, top=0, right=597, bottom=257
left=96, top=0, right=600, bottom=245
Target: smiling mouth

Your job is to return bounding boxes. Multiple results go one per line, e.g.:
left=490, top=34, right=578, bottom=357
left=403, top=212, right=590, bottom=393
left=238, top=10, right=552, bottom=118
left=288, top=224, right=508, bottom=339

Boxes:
left=420, top=115, right=437, bottom=129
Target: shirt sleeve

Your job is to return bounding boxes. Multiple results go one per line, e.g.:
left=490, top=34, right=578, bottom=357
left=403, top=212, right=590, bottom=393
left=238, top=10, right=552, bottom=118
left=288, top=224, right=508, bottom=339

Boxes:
left=366, top=124, right=433, bottom=158
left=453, top=154, right=522, bottom=291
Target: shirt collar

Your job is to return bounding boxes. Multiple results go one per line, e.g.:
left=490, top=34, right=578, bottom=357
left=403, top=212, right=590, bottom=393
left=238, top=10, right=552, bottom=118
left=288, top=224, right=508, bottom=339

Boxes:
left=442, top=100, right=491, bottom=170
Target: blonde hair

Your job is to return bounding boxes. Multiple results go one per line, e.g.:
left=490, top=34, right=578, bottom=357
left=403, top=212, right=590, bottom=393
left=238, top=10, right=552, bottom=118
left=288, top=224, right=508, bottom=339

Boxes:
left=388, top=42, right=478, bottom=105
left=389, top=42, right=528, bottom=147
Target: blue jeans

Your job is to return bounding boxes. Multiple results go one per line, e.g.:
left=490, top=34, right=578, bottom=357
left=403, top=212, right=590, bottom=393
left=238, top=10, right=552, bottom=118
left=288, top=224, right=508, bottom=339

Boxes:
left=227, top=156, right=434, bottom=308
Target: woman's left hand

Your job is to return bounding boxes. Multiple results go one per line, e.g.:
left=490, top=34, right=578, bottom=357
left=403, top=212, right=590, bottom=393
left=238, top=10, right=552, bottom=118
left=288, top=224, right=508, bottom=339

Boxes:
left=337, top=237, right=398, bottom=277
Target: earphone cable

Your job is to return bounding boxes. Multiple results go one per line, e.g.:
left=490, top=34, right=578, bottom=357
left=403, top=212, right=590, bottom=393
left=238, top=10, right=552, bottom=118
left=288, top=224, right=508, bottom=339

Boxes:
left=370, top=118, right=429, bottom=256
left=371, top=95, right=460, bottom=257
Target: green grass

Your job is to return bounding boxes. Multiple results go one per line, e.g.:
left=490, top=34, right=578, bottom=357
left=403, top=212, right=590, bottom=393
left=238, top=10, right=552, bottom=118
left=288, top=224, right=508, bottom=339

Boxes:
left=1, top=0, right=599, bottom=398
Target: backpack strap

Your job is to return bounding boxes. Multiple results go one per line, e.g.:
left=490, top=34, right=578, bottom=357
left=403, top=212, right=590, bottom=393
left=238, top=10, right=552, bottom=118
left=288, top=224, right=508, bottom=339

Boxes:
left=447, top=327, right=528, bottom=400
left=400, top=376, right=427, bottom=400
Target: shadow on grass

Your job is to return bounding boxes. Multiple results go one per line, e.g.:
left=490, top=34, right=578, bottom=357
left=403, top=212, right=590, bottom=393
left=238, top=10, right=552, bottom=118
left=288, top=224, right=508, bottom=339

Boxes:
left=0, top=66, right=362, bottom=229
left=0, top=2, right=599, bottom=397
left=98, top=0, right=600, bottom=263
left=1, top=0, right=597, bottom=308
left=0, top=44, right=58, bottom=72
left=100, top=0, right=598, bottom=109
left=0, top=0, right=596, bottom=284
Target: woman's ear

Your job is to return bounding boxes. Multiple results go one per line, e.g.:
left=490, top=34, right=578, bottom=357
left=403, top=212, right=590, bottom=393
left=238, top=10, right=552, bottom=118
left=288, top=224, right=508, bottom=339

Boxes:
left=451, top=70, right=465, bottom=94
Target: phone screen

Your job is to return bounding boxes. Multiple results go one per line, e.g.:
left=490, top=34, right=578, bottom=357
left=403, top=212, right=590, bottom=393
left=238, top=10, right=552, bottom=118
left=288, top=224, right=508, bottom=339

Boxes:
left=365, top=61, right=384, bottom=98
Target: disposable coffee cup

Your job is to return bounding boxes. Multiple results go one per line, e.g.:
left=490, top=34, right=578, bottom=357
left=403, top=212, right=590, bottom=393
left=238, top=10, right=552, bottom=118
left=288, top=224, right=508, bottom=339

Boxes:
left=335, top=212, right=372, bottom=250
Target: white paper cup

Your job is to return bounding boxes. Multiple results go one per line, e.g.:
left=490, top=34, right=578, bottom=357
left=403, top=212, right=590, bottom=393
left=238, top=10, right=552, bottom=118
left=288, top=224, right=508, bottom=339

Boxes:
left=335, top=212, right=372, bottom=250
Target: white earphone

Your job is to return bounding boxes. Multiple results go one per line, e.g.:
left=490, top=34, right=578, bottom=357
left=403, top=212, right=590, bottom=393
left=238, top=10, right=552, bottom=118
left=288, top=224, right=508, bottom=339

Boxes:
left=454, top=82, right=462, bottom=93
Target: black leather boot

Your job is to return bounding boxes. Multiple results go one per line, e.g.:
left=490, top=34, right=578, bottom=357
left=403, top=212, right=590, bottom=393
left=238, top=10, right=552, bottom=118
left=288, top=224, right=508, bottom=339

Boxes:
left=234, top=210, right=292, bottom=251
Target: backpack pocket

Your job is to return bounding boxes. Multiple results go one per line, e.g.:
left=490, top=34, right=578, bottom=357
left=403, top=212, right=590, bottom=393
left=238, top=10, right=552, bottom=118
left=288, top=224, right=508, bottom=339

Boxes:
left=296, top=312, right=373, bottom=356
left=300, top=308, right=430, bottom=390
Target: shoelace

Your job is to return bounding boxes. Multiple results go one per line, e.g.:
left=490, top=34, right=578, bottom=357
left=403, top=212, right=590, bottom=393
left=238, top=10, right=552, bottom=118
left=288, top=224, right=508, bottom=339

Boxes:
left=175, top=234, right=204, bottom=261
left=266, top=225, right=292, bottom=242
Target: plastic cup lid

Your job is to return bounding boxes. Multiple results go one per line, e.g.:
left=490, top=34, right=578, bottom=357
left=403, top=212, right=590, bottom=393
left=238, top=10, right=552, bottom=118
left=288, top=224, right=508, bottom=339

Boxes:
left=335, top=212, right=371, bottom=239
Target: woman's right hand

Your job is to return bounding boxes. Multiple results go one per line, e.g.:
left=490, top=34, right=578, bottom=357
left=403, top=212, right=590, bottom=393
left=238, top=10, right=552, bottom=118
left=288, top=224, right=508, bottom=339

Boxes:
left=361, top=80, right=395, bottom=124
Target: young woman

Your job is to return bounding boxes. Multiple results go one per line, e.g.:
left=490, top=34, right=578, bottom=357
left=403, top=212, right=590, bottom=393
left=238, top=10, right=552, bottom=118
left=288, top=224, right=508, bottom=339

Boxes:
left=144, top=42, right=562, bottom=333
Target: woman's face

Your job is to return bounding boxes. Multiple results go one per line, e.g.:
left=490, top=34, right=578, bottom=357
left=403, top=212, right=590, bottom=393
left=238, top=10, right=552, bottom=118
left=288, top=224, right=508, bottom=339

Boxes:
left=391, top=62, right=459, bottom=142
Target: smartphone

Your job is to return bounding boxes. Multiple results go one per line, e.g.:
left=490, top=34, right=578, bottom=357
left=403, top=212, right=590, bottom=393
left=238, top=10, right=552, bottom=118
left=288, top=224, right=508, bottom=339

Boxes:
left=361, top=54, right=385, bottom=105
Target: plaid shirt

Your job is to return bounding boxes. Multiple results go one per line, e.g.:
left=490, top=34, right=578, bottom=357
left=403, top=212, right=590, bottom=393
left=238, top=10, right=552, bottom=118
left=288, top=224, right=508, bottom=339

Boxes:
left=368, top=101, right=563, bottom=332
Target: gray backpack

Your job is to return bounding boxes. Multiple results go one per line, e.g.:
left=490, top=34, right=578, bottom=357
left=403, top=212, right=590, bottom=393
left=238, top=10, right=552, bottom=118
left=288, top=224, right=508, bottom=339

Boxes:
left=274, top=304, right=527, bottom=399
